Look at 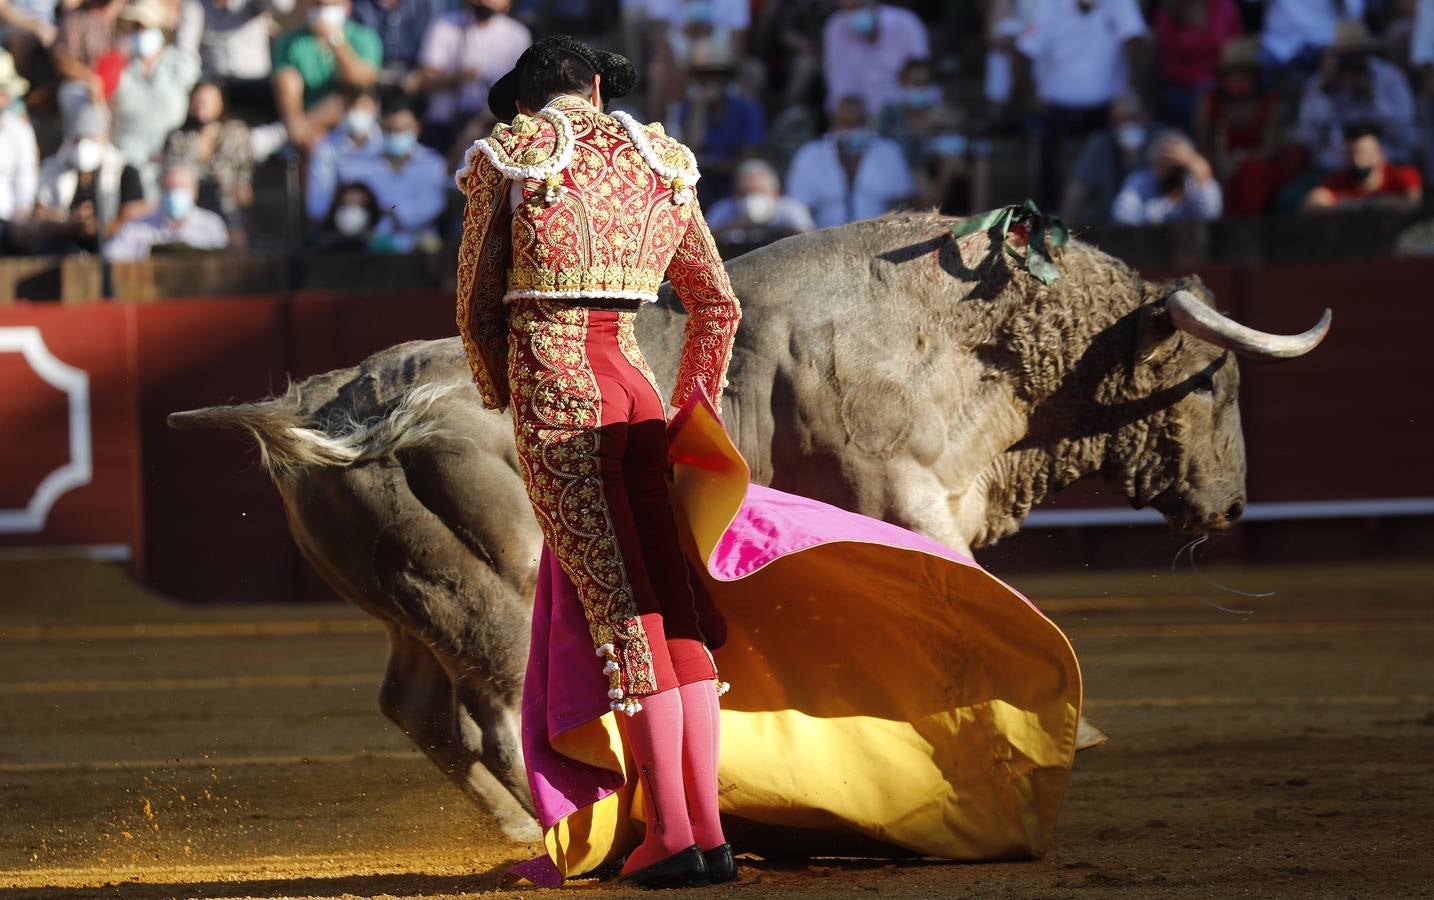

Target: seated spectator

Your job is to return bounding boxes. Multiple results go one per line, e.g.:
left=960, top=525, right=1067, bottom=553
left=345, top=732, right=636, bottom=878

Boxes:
left=104, top=159, right=228, bottom=259
left=51, top=0, right=126, bottom=120
left=878, top=57, right=947, bottom=166
left=29, top=102, right=146, bottom=253
left=1152, top=0, right=1242, bottom=131
left=333, top=98, right=445, bottom=251
left=164, top=80, right=286, bottom=241
left=1111, top=130, right=1223, bottom=223
left=1297, top=20, right=1417, bottom=171
left=305, top=86, right=379, bottom=221
left=1062, top=93, right=1150, bottom=225
left=352, top=0, right=443, bottom=80
left=821, top=0, right=928, bottom=116
left=785, top=94, right=914, bottom=227
left=272, top=0, right=382, bottom=152
left=175, top=0, right=293, bottom=107
left=1016, top=0, right=1147, bottom=208
left=311, top=178, right=384, bottom=251
left=1195, top=36, right=1279, bottom=182
left=0, top=49, right=37, bottom=251
left=706, top=158, right=815, bottom=235
left=1303, top=122, right=1423, bottom=210
left=647, top=0, right=750, bottom=118
left=676, top=45, right=764, bottom=204
left=111, top=0, right=200, bottom=198
left=1261, top=0, right=1365, bottom=72
left=0, top=0, right=61, bottom=82
left=416, top=0, right=528, bottom=154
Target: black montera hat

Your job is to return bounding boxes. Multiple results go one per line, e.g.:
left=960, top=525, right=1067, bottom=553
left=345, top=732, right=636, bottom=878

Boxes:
left=487, top=36, right=638, bottom=120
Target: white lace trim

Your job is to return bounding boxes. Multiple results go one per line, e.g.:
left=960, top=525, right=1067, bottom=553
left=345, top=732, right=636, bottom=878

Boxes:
left=611, top=110, right=701, bottom=204
left=453, top=106, right=577, bottom=189
left=502, top=287, right=659, bottom=304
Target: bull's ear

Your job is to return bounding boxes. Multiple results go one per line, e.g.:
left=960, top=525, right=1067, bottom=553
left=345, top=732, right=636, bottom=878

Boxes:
left=1132, top=303, right=1179, bottom=369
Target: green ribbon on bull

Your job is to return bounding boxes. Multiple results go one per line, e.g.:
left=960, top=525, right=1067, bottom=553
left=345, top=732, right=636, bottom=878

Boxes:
left=950, top=199, right=1070, bottom=285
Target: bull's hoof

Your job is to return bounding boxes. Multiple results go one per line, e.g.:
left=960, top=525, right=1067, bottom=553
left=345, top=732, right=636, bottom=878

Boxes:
left=624, top=845, right=711, bottom=889
left=1076, top=715, right=1109, bottom=751
left=498, top=814, right=543, bottom=843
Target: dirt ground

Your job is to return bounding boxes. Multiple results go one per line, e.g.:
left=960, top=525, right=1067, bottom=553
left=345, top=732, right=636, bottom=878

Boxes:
left=1, top=557, right=1432, bottom=899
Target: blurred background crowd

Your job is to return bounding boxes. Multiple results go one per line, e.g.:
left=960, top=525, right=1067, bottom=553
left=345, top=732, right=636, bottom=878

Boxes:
left=0, top=0, right=1430, bottom=264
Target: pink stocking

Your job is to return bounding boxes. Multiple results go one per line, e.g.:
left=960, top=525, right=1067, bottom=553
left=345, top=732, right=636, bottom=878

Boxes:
left=678, top=679, right=726, bottom=850
left=619, top=687, right=697, bottom=874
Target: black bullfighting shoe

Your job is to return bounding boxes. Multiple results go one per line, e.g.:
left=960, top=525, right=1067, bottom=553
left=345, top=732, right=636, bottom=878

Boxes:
left=702, top=843, right=737, bottom=883
left=623, top=844, right=711, bottom=889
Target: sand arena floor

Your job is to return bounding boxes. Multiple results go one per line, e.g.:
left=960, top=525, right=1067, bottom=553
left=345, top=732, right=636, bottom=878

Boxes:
left=1, top=558, right=1431, bottom=899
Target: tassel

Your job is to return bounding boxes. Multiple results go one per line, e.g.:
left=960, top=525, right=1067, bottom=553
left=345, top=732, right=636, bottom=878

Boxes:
left=715, top=680, right=731, bottom=697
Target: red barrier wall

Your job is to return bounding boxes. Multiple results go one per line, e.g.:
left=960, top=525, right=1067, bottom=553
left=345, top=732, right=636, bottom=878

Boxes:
left=1, top=258, right=1429, bottom=600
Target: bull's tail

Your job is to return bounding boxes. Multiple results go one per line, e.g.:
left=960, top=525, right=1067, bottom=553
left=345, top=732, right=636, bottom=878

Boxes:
left=167, top=382, right=467, bottom=478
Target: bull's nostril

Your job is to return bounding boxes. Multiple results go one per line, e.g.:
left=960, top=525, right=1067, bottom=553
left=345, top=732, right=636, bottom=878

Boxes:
left=1226, top=501, right=1244, bottom=522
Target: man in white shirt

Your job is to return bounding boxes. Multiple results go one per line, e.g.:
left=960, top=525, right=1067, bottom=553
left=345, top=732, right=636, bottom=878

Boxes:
left=1261, top=0, right=1365, bottom=69
left=0, top=50, right=38, bottom=247
left=416, top=0, right=530, bottom=153
left=785, top=94, right=914, bottom=228
left=822, top=0, right=930, bottom=117
left=104, top=161, right=230, bottom=261
left=1016, top=0, right=1147, bottom=207
left=306, top=87, right=382, bottom=221
left=335, top=100, right=447, bottom=251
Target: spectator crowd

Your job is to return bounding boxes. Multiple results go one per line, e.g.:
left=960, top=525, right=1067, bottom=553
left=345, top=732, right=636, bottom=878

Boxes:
left=0, top=0, right=1430, bottom=264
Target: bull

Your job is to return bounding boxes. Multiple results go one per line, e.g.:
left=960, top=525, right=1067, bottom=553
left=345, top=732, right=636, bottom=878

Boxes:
left=169, top=214, right=1329, bottom=843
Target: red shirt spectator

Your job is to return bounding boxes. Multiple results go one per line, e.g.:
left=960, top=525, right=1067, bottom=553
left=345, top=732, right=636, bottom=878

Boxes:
left=1153, top=0, right=1241, bottom=88
left=1304, top=124, right=1423, bottom=212
left=1317, top=161, right=1422, bottom=202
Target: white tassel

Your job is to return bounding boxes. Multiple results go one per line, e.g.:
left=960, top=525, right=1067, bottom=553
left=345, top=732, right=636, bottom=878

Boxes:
left=715, top=680, right=730, bottom=697
left=602, top=660, right=620, bottom=675
left=595, top=643, right=615, bottom=657
left=608, top=687, right=624, bottom=700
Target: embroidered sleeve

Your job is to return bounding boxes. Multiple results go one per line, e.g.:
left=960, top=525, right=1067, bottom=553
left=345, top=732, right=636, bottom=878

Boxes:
left=664, top=199, right=741, bottom=413
left=454, top=144, right=513, bottom=411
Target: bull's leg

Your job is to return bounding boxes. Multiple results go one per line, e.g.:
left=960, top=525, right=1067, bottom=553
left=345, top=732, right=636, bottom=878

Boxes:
left=450, top=680, right=534, bottom=837
left=378, top=625, right=542, bottom=842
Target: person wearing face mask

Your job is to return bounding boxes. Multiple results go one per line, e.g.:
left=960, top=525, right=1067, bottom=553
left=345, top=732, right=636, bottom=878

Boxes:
left=1303, top=122, right=1423, bottom=211
left=273, top=0, right=383, bottom=152
left=785, top=93, right=914, bottom=227
left=333, top=100, right=446, bottom=251
left=31, top=102, right=147, bottom=254
left=705, top=158, right=815, bottom=242
left=0, top=50, right=38, bottom=253
left=305, top=87, right=381, bottom=221
left=312, top=180, right=385, bottom=251
left=350, top=0, right=444, bottom=73
left=416, top=0, right=529, bottom=154
left=878, top=57, right=947, bottom=167
left=109, top=0, right=200, bottom=199
left=674, top=46, right=764, bottom=204
left=1296, top=20, right=1418, bottom=174
left=1111, top=129, right=1223, bottom=224
left=103, top=159, right=229, bottom=260
left=1062, top=93, right=1150, bottom=225
left=821, top=0, right=929, bottom=118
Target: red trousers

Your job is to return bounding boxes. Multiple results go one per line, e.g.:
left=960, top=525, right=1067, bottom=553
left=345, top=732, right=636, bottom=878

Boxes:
left=507, top=299, right=721, bottom=698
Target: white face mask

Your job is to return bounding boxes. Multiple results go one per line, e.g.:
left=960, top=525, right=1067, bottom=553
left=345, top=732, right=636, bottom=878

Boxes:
left=739, top=192, right=777, bottom=225
left=334, top=203, right=370, bottom=236
left=309, top=4, right=347, bottom=30
left=1115, top=122, right=1147, bottom=152
left=345, top=108, right=375, bottom=137
left=132, top=27, right=165, bottom=59
left=73, top=138, right=104, bottom=173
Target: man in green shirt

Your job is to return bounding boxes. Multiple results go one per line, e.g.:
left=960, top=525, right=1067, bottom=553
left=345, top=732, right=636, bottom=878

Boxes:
left=273, top=0, right=383, bottom=152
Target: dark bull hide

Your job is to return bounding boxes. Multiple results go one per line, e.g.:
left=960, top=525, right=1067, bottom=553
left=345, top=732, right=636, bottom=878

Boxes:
left=169, top=215, right=1329, bottom=841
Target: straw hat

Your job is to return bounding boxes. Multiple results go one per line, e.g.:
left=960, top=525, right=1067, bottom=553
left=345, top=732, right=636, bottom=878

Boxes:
left=118, top=0, right=170, bottom=30
left=0, top=50, right=29, bottom=98
left=1217, top=36, right=1261, bottom=71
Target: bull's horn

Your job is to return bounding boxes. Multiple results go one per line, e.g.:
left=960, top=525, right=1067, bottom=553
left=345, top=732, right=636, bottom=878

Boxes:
left=1166, top=289, right=1331, bottom=360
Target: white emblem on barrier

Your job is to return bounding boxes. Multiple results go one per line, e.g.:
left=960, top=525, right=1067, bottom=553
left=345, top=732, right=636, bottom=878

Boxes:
left=0, top=326, right=93, bottom=533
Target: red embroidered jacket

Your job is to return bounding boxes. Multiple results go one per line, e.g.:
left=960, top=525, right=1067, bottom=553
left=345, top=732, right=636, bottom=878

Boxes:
left=454, top=94, right=742, bottom=414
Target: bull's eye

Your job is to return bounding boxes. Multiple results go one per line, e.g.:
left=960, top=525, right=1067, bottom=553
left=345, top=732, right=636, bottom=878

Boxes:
left=1192, top=373, right=1215, bottom=395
